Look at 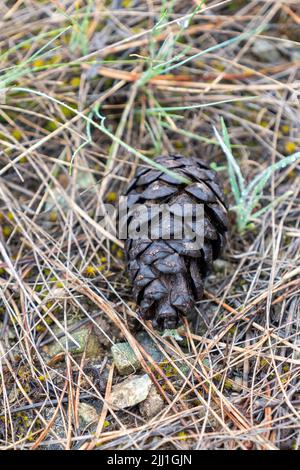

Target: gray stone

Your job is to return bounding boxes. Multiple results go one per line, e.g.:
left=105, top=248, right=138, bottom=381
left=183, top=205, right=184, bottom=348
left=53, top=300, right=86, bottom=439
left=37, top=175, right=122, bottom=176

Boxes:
left=251, top=39, right=281, bottom=63
left=136, top=331, right=164, bottom=363
left=213, top=259, right=231, bottom=273
left=78, top=402, right=99, bottom=425
left=291, top=49, right=300, bottom=62
left=47, top=326, right=102, bottom=359
left=43, top=407, right=66, bottom=450
left=139, top=385, right=164, bottom=419
left=111, top=342, right=141, bottom=375
left=107, top=374, right=152, bottom=410
left=111, top=333, right=165, bottom=376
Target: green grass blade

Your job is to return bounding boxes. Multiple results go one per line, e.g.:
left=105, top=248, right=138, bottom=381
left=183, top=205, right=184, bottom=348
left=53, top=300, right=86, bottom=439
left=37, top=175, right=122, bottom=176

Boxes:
left=159, top=28, right=261, bottom=75
left=11, top=86, right=191, bottom=185
left=146, top=96, right=257, bottom=113
left=213, top=124, right=241, bottom=204
left=247, top=152, right=300, bottom=194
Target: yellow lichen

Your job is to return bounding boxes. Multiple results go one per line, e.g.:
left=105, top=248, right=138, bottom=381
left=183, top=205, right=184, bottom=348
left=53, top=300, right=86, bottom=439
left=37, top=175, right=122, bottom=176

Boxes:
left=6, top=211, right=14, bottom=221
left=116, top=249, right=124, bottom=259
left=35, top=324, right=46, bottom=332
left=260, top=358, right=269, bottom=367
left=2, top=225, right=12, bottom=237
left=288, top=169, right=297, bottom=179
left=174, top=141, right=184, bottom=149
left=106, top=191, right=117, bottom=202
left=285, top=141, right=296, bottom=154
left=49, top=211, right=58, bottom=222
left=281, top=124, right=290, bottom=134
left=33, top=58, right=45, bottom=68
left=84, top=265, right=97, bottom=277
left=177, top=431, right=189, bottom=440
left=45, top=120, right=59, bottom=132
left=260, top=121, right=269, bottom=128
left=60, top=104, right=77, bottom=118
left=11, top=129, right=22, bottom=140
left=224, top=379, right=233, bottom=390
left=70, top=77, right=81, bottom=87
left=121, top=0, right=133, bottom=7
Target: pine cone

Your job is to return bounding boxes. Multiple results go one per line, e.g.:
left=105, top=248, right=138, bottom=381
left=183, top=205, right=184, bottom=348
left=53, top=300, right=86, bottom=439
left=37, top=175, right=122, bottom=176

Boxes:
left=122, top=155, right=228, bottom=330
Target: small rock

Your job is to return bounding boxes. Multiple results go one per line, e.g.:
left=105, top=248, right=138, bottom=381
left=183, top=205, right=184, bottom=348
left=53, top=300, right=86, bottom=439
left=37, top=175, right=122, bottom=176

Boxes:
left=294, top=340, right=300, bottom=361
left=78, top=402, right=99, bottom=425
left=251, top=39, right=281, bottom=63
left=44, top=188, right=69, bottom=213
left=107, top=374, right=152, bottom=410
left=276, top=43, right=300, bottom=61
left=139, top=385, right=164, bottom=419
left=232, top=376, right=243, bottom=392
left=291, top=49, right=300, bottom=62
left=0, top=322, right=15, bottom=340
left=47, top=326, right=102, bottom=359
left=43, top=407, right=66, bottom=450
left=8, top=386, right=19, bottom=404
left=162, top=329, right=183, bottom=341
left=136, top=331, right=164, bottom=363
left=197, top=405, right=218, bottom=429
left=111, top=333, right=165, bottom=376
left=213, top=259, right=231, bottom=273
left=111, top=342, right=141, bottom=376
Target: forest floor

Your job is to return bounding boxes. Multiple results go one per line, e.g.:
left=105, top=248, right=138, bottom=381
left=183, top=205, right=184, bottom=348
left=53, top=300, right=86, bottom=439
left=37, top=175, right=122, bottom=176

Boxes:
left=0, top=0, right=300, bottom=450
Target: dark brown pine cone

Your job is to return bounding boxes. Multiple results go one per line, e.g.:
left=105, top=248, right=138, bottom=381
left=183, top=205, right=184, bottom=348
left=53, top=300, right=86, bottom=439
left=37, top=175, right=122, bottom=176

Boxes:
left=122, top=155, right=228, bottom=330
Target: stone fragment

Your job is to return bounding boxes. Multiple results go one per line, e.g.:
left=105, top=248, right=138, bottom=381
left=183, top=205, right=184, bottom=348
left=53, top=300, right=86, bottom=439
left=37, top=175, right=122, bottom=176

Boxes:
left=139, top=385, right=164, bottom=419
left=111, top=342, right=141, bottom=376
left=107, top=374, right=152, bottom=410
